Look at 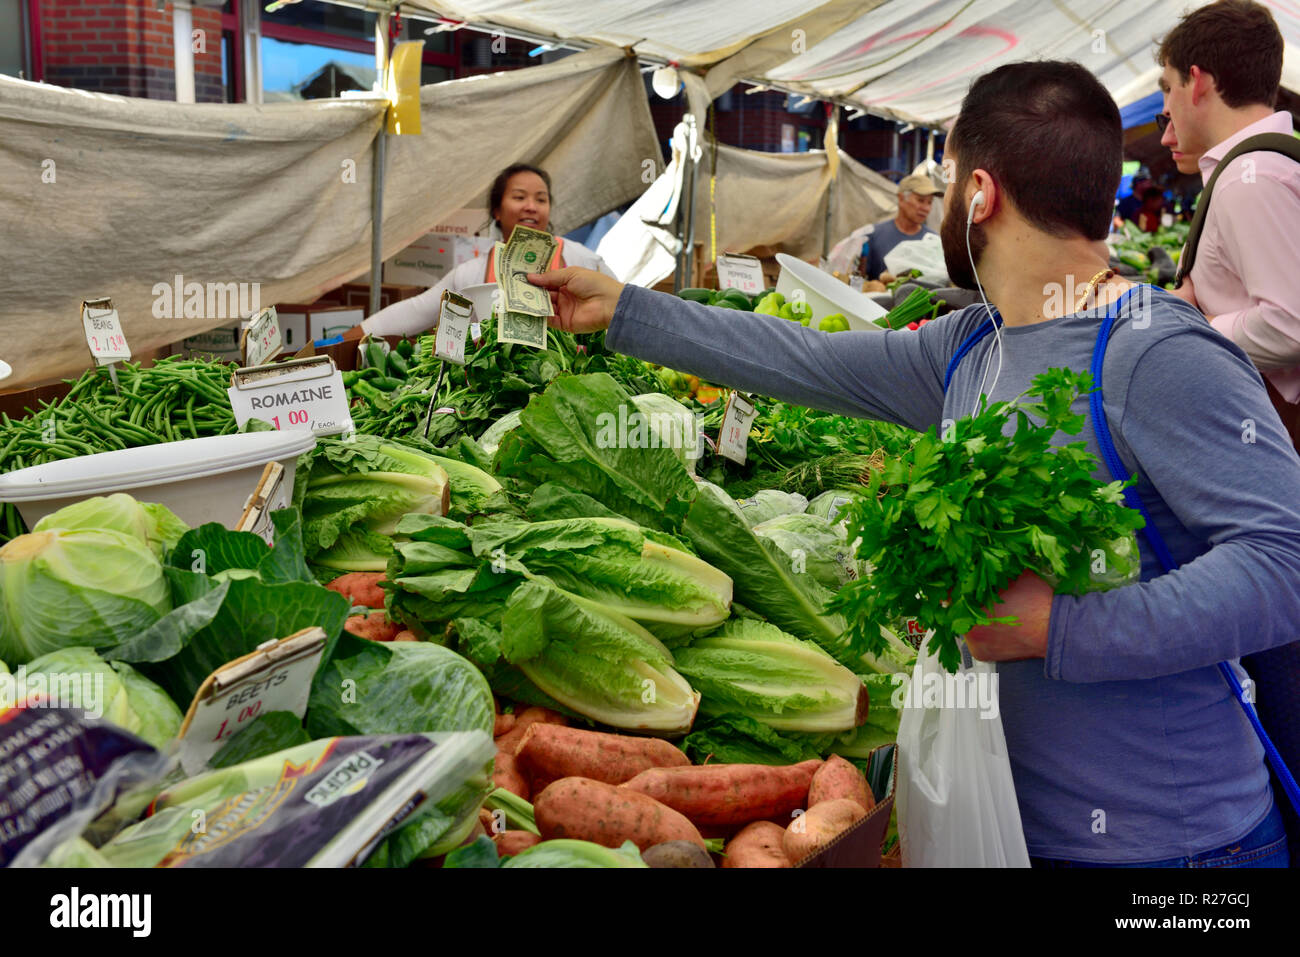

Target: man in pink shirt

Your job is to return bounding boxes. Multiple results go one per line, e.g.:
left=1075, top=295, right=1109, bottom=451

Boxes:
left=1157, top=0, right=1300, bottom=448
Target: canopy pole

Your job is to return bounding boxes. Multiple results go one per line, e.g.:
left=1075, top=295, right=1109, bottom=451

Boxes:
left=823, top=105, right=839, bottom=261
left=369, top=13, right=390, bottom=319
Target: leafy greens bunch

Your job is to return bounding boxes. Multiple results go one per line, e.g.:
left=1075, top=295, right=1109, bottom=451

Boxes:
left=828, top=368, right=1146, bottom=673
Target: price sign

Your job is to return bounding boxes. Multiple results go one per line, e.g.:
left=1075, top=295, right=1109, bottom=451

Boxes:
left=718, top=391, right=757, bottom=465
left=241, top=306, right=283, bottom=367
left=177, top=628, right=326, bottom=775
left=716, top=253, right=765, bottom=294
left=227, top=355, right=353, bottom=436
left=81, top=298, right=132, bottom=364
left=434, top=291, right=474, bottom=365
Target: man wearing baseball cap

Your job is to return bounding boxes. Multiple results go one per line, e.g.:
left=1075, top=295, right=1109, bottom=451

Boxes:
left=829, top=172, right=943, bottom=280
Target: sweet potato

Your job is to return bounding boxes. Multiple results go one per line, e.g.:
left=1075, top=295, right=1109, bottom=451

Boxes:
left=723, top=821, right=792, bottom=869
left=493, top=706, right=569, bottom=755
left=494, top=831, right=541, bottom=857
left=619, top=759, right=822, bottom=828
left=494, top=712, right=517, bottom=738
left=327, top=572, right=387, bottom=609
left=808, top=754, right=875, bottom=813
left=641, top=841, right=715, bottom=868
left=534, top=777, right=706, bottom=851
left=391, top=630, right=418, bottom=642
left=493, top=750, right=529, bottom=801
left=344, top=611, right=402, bottom=642
left=783, top=798, right=866, bottom=863
left=515, top=724, right=691, bottom=787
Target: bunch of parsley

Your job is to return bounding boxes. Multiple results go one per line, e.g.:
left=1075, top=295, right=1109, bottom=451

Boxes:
left=827, top=368, right=1146, bottom=673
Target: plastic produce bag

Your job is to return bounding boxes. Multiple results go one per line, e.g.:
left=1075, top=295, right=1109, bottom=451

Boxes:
left=895, top=640, right=1029, bottom=867
left=883, top=234, right=949, bottom=284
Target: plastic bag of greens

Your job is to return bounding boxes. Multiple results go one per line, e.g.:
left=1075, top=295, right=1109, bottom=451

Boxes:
left=734, top=489, right=808, bottom=527
left=752, top=512, right=864, bottom=589
left=2, top=705, right=168, bottom=867
left=18, top=731, right=494, bottom=868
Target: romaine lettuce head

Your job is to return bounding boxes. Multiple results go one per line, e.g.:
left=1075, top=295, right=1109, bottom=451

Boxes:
left=298, top=435, right=451, bottom=566
left=673, top=619, right=868, bottom=733
left=22, top=647, right=182, bottom=749
left=0, top=528, right=171, bottom=664
left=499, top=580, right=700, bottom=736
left=465, top=516, right=732, bottom=634
left=33, top=493, right=188, bottom=561
left=478, top=409, right=523, bottom=461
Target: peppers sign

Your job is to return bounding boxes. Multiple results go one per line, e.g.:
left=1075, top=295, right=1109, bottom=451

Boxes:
left=716, top=253, right=765, bottom=294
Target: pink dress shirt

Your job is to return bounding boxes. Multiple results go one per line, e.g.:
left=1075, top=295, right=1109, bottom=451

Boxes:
left=1193, top=111, right=1300, bottom=403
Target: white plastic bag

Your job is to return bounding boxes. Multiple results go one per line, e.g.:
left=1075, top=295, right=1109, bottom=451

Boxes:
left=883, top=233, right=949, bottom=283
left=896, top=640, right=1030, bottom=867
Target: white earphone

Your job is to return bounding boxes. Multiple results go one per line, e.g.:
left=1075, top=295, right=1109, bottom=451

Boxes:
left=964, top=186, right=1003, bottom=415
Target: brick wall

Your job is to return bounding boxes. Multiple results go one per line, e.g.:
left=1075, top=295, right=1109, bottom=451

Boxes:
left=40, top=0, right=225, bottom=102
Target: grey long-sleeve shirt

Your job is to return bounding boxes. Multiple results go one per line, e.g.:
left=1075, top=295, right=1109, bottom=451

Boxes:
left=606, top=282, right=1300, bottom=862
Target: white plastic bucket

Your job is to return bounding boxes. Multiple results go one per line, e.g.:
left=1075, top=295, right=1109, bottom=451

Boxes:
left=775, top=253, right=889, bottom=331
left=0, top=430, right=317, bottom=530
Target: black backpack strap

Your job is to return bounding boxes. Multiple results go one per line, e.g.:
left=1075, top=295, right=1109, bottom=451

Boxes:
left=1176, top=132, right=1300, bottom=286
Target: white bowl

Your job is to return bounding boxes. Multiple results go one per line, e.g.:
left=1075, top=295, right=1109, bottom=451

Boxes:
left=0, top=359, right=11, bottom=384
left=0, top=430, right=317, bottom=531
left=775, top=253, right=889, bottom=331
left=459, top=283, right=499, bottom=323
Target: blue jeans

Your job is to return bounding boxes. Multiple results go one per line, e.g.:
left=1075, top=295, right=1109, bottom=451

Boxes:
left=1031, top=800, right=1289, bottom=868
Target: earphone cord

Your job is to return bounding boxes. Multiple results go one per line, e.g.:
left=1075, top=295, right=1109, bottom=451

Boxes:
left=967, top=207, right=1003, bottom=418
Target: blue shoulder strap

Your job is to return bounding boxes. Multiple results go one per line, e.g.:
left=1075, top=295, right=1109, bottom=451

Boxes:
left=1090, top=286, right=1300, bottom=818
left=942, top=311, right=1002, bottom=394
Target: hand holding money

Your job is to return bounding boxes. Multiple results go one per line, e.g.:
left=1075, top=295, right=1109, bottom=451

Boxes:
left=526, top=267, right=625, bottom=334
left=496, top=225, right=556, bottom=348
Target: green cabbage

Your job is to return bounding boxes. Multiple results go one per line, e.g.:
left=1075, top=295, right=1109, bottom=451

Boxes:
left=307, top=635, right=495, bottom=740
left=502, top=839, right=648, bottom=868
left=22, top=647, right=182, bottom=749
left=0, top=528, right=171, bottom=664
left=33, top=494, right=188, bottom=561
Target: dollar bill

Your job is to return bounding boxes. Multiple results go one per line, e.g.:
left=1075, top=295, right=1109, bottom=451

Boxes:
left=500, top=225, right=556, bottom=317
left=497, top=309, right=548, bottom=349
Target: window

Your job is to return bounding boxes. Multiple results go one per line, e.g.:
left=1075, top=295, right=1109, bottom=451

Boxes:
left=0, top=0, right=28, bottom=79
left=254, top=1, right=458, bottom=101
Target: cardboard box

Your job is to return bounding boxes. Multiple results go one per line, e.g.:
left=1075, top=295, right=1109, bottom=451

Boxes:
left=175, top=325, right=242, bottom=361
left=308, top=308, right=364, bottom=343
left=795, top=743, right=897, bottom=868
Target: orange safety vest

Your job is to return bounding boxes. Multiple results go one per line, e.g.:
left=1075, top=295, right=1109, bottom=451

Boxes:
left=484, top=237, right=565, bottom=283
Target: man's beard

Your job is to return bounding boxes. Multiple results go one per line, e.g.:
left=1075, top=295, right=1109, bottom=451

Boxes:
left=940, top=205, right=988, bottom=291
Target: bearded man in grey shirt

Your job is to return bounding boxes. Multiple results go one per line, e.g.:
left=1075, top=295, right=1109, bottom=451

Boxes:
left=526, top=60, right=1300, bottom=867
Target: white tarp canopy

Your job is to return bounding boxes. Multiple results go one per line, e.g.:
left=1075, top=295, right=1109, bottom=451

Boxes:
left=400, top=0, right=1300, bottom=125
left=600, top=128, right=900, bottom=287
left=0, top=48, right=661, bottom=389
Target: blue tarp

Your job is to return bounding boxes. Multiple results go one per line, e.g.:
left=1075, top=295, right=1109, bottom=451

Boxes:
left=1121, top=91, right=1164, bottom=131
